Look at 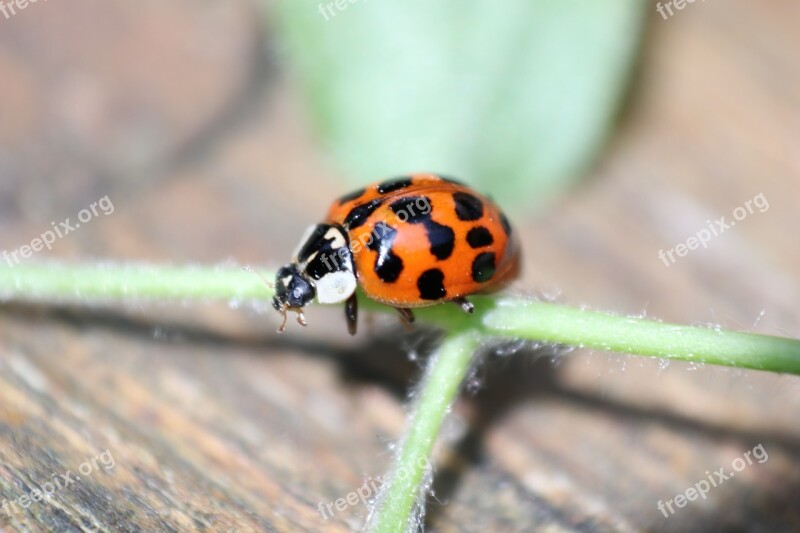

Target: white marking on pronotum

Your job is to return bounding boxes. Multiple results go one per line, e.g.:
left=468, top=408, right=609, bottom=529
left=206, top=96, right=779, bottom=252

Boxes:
left=315, top=271, right=357, bottom=304
left=324, top=227, right=347, bottom=249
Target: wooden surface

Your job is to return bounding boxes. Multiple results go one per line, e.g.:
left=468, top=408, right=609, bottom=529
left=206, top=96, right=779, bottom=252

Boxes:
left=1, top=1, right=799, bottom=531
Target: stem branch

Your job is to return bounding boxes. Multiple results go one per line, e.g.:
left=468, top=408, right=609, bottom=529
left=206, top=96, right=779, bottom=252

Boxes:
left=367, top=331, right=481, bottom=532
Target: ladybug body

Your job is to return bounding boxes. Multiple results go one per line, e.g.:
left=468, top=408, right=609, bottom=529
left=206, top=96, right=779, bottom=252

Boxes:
left=272, top=174, right=520, bottom=334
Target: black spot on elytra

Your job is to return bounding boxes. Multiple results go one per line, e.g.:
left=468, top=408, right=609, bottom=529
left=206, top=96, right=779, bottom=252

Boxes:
left=367, top=222, right=404, bottom=283
left=500, top=212, right=512, bottom=236
left=365, top=221, right=391, bottom=251
left=377, top=177, right=413, bottom=195
left=417, top=269, right=446, bottom=300
left=376, top=254, right=403, bottom=282
left=338, top=187, right=366, bottom=204
left=389, top=196, right=431, bottom=224
left=467, top=226, right=494, bottom=248
left=453, top=192, right=484, bottom=221
left=344, top=199, right=384, bottom=229
left=425, top=220, right=455, bottom=260
left=471, top=252, right=496, bottom=282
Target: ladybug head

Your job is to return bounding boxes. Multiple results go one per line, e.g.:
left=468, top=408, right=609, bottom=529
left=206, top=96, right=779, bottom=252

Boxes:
left=271, top=223, right=358, bottom=333
left=272, top=263, right=315, bottom=331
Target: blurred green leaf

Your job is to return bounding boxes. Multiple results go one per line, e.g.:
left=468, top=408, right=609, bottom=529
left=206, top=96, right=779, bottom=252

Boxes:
left=276, top=0, right=646, bottom=210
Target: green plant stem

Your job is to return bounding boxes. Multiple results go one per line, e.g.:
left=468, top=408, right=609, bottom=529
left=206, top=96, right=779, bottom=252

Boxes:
left=407, top=297, right=800, bottom=374
left=0, top=262, right=273, bottom=302
left=2, top=262, right=799, bottom=374
left=367, top=331, right=481, bottom=533
left=2, top=261, right=800, bottom=533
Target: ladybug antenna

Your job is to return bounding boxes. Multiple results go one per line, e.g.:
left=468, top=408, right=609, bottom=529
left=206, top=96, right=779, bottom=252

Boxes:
left=242, top=265, right=274, bottom=289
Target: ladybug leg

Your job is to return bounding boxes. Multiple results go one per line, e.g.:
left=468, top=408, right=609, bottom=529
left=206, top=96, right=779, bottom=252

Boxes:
left=345, top=293, right=358, bottom=336
left=452, top=297, right=474, bottom=314
left=277, top=308, right=288, bottom=333
left=296, top=310, right=308, bottom=327
left=395, top=307, right=415, bottom=324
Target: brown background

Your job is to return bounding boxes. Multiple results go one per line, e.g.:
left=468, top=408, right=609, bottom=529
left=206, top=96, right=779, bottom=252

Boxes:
left=0, top=1, right=799, bottom=531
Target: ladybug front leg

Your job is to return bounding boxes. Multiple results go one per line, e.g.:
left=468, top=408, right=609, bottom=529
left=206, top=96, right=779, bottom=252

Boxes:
left=394, top=307, right=415, bottom=324
left=345, top=293, right=358, bottom=336
left=452, top=297, right=475, bottom=314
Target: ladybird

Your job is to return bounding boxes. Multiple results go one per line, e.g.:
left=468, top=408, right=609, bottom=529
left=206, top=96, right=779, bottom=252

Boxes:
left=272, top=173, right=520, bottom=335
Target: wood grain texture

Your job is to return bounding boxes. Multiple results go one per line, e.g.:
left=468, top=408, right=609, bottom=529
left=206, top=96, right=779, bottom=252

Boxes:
left=0, top=1, right=799, bottom=531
